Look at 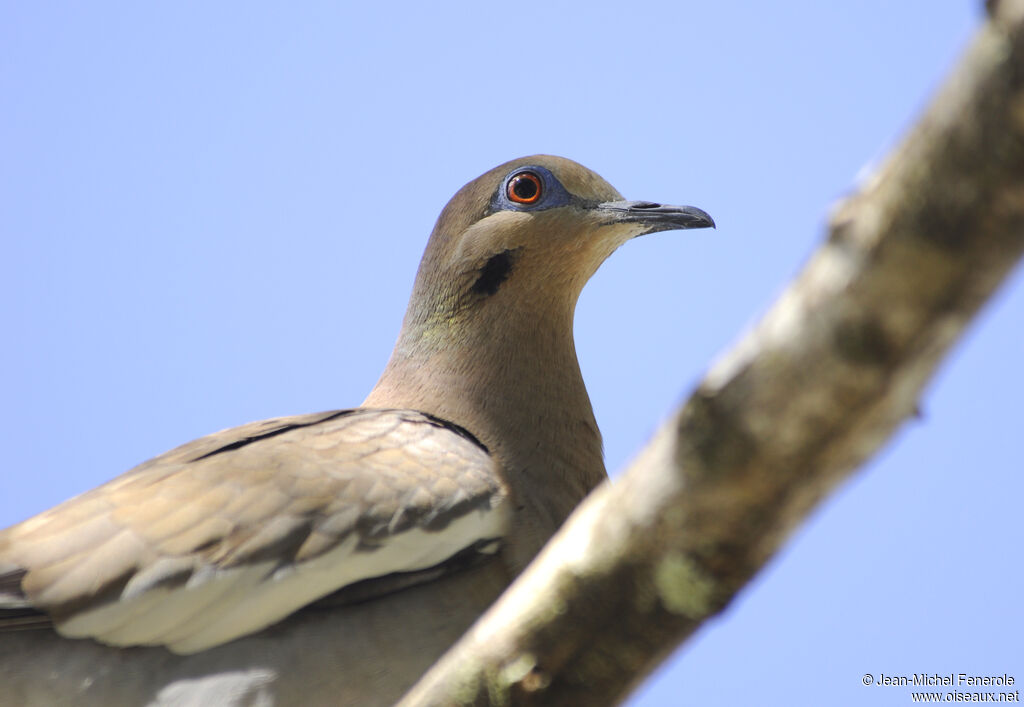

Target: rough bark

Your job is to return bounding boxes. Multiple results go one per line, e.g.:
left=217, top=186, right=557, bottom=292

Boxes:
left=398, top=2, right=1024, bottom=704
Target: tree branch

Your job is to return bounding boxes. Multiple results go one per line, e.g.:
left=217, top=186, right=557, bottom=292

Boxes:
left=399, top=2, right=1024, bottom=704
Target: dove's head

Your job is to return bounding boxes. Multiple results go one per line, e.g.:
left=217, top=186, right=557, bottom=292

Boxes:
left=403, top=155, right=714, bottom=340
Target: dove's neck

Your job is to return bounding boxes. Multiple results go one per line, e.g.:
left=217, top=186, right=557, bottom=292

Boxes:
left=364, top=295, right=606, bottom=569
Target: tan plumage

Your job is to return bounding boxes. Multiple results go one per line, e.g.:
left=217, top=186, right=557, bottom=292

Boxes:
left=0, top=155, right=713, bottom=705
left=2, top=409, right=505, bottom=653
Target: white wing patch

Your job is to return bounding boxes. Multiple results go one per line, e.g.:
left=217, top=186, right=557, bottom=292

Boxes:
left=56, top=502, right=508, bottom=654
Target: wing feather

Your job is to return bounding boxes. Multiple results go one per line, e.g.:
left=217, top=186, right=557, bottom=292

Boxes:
left=0, top=408, right=508, bottom=653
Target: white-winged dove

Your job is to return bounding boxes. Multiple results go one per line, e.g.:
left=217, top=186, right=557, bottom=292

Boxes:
left=0, top=155, right=713, bottom=706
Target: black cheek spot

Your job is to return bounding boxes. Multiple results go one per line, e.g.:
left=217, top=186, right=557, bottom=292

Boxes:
left=471, top=250, right=515, bottom=296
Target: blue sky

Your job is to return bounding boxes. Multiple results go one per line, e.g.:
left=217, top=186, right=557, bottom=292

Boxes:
left=2, top=3, right=1020, bottom=705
